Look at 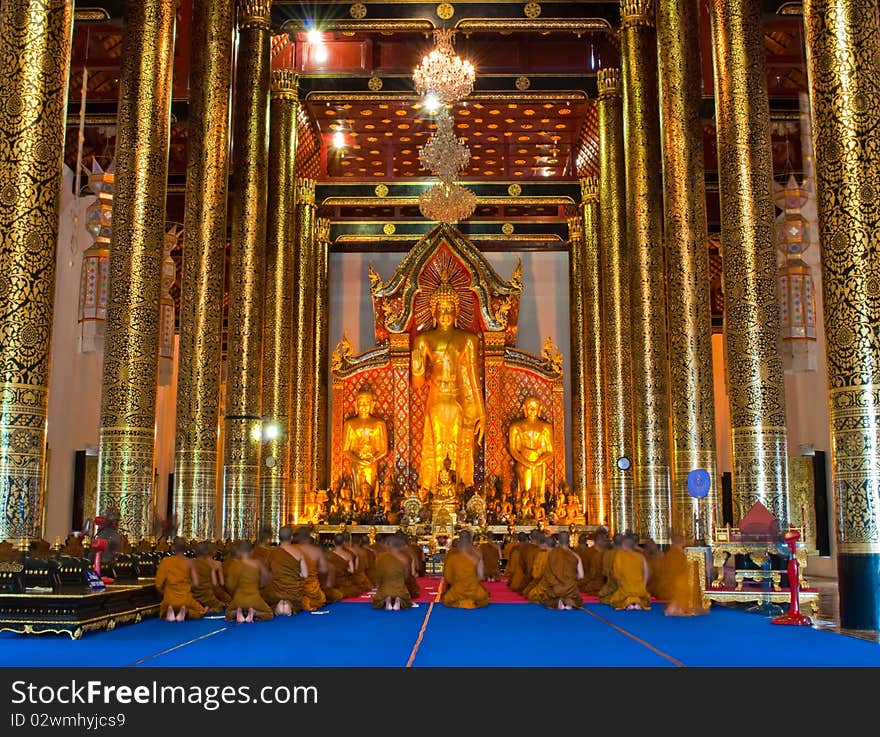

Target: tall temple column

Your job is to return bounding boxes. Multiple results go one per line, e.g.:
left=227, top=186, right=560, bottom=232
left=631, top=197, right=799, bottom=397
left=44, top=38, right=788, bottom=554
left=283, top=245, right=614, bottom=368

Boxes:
left=97, top=0, right=177, bottom=539
left=709, top=0, right=789, bottom=526
left=656, top=0, right=718, bottom=543
left=620, top=0, right=672, bottom=542
left=310, top=217, right=332, bottom=492
left=803, top=0, right=880, bottom=630
left=577, top=180, right=610, bottom=525
left=0, top=0, right=73, bottom=543
left=597, top=68, right=635, bottom=533
left=222, top=0, right=272, bottom=539
left=260, top=69, right=298, bottom=532
left=173, top=0, right=234, bottom=540
left=568, top=214, right=588, bottom=511
left=289, top=178, right=317, bottom=520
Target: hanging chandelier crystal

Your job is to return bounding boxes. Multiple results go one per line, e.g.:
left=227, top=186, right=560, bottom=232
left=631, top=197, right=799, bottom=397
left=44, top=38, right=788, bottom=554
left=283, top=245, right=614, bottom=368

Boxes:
left=413, top=29, right=475, bottom=105
left=419, top=111, right=470, bottom=181
left=419, top=180, right=477, bottom=224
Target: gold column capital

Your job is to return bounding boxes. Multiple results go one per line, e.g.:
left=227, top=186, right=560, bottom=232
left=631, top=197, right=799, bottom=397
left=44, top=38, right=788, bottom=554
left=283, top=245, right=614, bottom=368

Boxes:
left=580, top=177, right=599, bottom=202
left=270, top=69, right=299, bottom=99
left=597, top=68, right=623, bottom=99
left=567, top=215, right=584, bottom=242
left=238, top=0, right=272, bottom=30
left=295, top=177, right=316, bottom=205
left=620, top=0, right=655, bottom=28
left=316, top=216, right=331, bottom=243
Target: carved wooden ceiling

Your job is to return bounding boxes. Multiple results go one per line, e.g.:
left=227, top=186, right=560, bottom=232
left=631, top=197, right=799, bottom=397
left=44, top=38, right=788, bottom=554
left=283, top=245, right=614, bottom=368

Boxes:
left=65, top=1, right=809, bottom=328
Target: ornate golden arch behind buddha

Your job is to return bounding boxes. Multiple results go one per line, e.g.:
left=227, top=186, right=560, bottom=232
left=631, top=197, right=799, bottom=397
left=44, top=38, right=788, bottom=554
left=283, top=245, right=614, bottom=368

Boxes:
left=330, top=224, right=565, bottom=510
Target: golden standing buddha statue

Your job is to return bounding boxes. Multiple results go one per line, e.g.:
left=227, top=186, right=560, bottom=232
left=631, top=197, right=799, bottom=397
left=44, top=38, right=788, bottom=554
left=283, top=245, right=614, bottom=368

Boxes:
left=412, top=270, right=486, bottom=492
left=341, top=389, right=389, bottom=502
left=508, top=396, right=554, bottom=504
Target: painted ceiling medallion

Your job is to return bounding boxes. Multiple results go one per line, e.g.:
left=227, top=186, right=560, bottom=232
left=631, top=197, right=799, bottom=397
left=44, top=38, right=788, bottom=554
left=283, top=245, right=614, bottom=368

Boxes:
left=524, top=2, right=541, bottom=19
left=436, top=3, right=455, bottom=20
left=350, top=3, right=367, bottom=20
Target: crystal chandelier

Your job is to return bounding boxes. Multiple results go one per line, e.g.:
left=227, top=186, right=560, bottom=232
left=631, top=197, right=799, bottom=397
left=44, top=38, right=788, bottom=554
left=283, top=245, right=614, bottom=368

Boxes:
left=414, top=30, right=477, bottom=223
left=419, top=111, right=470, bottom=182
left=413, top=29, right=475, bottom=105
left=419, top=180, right=477, bottom=224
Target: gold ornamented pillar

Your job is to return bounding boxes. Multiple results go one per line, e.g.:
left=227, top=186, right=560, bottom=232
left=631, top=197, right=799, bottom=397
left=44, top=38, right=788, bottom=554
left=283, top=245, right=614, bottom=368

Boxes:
left=804, top=0, right=880, bottom=630
left=310, top=217, right=332, bottom=493
left=260, top=69, right=298, bottom=532
left=0, top=0, right=73, bottom=544
left=173, top=0, right=235, bottom=540
left=621, top=0, right=672, bottom=543
left=97, top=0, right=177, bottom=539
left=709, top=0, right=789, bottom=526
left=656, top=0, right=718, bottom=543
left=288, top=178, right=317, bottom=521
left=576, top=180, right=610, bottom=525
left=597, top=67, right=635, bottom=533
left=567, top=213, right=588, bottom=510
left=222, top=0, right=272, bottom=539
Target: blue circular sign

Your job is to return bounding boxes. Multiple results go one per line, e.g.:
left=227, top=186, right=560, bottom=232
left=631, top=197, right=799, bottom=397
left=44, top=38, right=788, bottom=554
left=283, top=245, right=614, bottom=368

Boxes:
left=687, top=469, right=711, bottom=498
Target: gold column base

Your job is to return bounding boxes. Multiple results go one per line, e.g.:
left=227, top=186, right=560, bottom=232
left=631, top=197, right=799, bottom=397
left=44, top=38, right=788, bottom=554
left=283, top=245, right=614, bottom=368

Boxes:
left=730, top=426, right=788, bottom=526
left=97, top=426, right=156, bottom=539
left=174, top=450, right=218, bottom=539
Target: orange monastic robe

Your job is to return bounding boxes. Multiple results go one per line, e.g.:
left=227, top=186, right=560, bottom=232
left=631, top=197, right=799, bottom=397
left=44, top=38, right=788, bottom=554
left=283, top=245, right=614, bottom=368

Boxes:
left=192, top=559, right=225, bottom=614
left=155, top=555, right=206, bottom=619
left=442, top=550, right=490, bottom=609
left=261, top=547, right=306, bottom=613
left=535, top=547, right=583, bottom=609
left=371, top=552, right=413, bottom=609
left=224, top=559, right=274, bottom=621
left=607, top=549, right=652, bottom=611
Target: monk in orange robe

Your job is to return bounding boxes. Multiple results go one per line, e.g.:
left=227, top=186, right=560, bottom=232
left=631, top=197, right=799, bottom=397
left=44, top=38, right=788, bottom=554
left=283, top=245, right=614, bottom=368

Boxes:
left=225, top=541, right=274, bottom=622
left=535, top=531, right=584, bottom=609
left=524, top=534, right=553, bottom=602
left=597, top=533, right=623, bottom=604
left=663, top=535, right=709, bottom=616
left=516, top=530, right=542, bottom=595
left=442, top=531, right=490, bottom=609
left=580, top=534, right=609, bottom=595
left=191, top=542, right=226, bottom=614
left=607, top=534, right=652, bottom=611
left=344, top=534, right=374, bottom=592
left=261, top=526, right=308, bottom=616
left=252, top=527, right=273, bottom=564
left=478, top=535, right=502, bottom=582
left=505, top=532, right=529, bottom=592
left=155, top=539, right=206, bottom=621
left=293, top=526, right=329, bottom=611
left=325, top=533, right=363, bottom=601
left=372, top=535, right=413, bottom=610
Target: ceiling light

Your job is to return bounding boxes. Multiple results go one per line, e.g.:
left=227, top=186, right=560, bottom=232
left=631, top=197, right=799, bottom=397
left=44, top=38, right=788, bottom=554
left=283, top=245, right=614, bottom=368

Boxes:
left=332, top=131, right=345, bottom=148
left=307, top=29, right=323, bottom=45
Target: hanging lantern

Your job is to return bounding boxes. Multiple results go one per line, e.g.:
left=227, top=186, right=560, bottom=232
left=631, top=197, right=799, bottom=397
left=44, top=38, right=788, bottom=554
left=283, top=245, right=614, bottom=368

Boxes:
left=158, top=223, right=182, bottom=385
left=78, top=159, right=115, bottom=353
left=774, top=174, right=817, bottom=372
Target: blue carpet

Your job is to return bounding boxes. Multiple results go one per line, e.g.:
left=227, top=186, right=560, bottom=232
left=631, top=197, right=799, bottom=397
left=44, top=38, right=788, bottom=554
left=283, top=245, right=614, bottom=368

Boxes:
left=4, top=601, right=880, bottom=668
left=138, top=605, right=427, bottom=667
left=587, top=604, right=880, bottom=667
left=411, top=603, right=673, bottom=666
left=0, top=617, right=229, bottom=667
